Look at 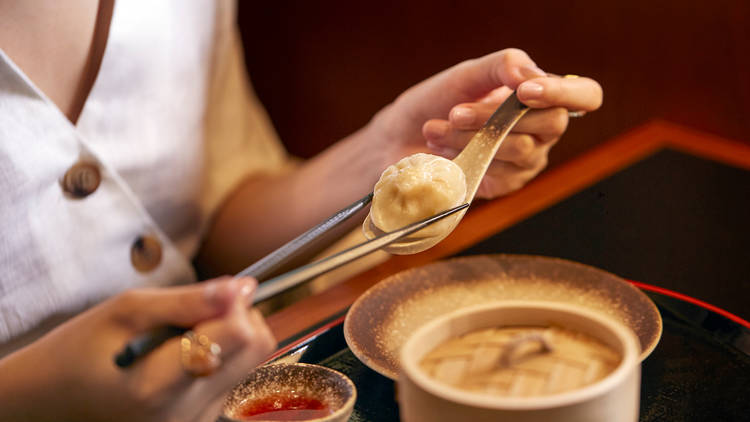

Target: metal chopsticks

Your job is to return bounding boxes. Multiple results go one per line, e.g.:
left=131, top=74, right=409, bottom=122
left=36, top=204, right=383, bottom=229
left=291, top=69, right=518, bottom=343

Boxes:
left=114, top=197, right=468, bottom=368
left=252, top=202, right=469, bottom=302
left=237, top=193, right=373, bottom=281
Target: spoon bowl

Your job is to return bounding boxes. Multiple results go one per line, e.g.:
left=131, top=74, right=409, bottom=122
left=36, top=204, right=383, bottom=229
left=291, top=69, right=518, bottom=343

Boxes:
left=362, top=212, right=461, bottom=254
left=363, top=92, right=529, bottom=254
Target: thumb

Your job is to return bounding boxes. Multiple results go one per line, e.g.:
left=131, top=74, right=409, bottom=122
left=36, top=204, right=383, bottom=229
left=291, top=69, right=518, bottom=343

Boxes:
left=111, top=277, right=257, bottom=332
left=400, top=48, right=545, bottom=124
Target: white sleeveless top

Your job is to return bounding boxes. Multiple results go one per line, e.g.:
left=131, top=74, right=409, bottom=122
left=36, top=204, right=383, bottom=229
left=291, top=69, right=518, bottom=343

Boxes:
left=0, top=0, right=287, bottom=355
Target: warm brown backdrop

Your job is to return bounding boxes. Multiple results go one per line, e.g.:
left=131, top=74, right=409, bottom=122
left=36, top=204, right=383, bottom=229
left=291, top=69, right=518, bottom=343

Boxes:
left=237, top=1, right=749, bottom=168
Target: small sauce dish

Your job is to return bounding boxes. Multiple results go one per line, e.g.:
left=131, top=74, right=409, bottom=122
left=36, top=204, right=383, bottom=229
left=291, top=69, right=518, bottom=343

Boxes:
left=221, top=363, right=356, bottom=422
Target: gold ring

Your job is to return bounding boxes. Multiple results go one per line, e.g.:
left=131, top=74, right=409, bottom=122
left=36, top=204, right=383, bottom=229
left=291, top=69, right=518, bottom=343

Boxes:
left=564, top=74, right=580, bottom=79
left=180, top=331, right=222, bottom=377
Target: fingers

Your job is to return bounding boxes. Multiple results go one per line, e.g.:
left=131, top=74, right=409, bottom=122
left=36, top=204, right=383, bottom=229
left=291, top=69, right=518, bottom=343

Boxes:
left=168, top=307, right=277, bottom=418
left=475, top=158, right=547, bottom=198
left=478, top=86, right=514, bottom=104
left=511, top=107, right=569, bottom=142
left=441, top=48, right=546, bottom=100
left=173, top=307, right=275, bottom=378
left=442, top=103, right=569, bottom=141
left=111, top=277, right=257, bottom=332
left=125, top=298, right=276, bottom=408
left=426, top=129, right=547, bottom=170
left=397, top=48, right=546, bottom=124
left=424, top=108, right=565, bottom=168
left=517, top=75, right=603, bottom=111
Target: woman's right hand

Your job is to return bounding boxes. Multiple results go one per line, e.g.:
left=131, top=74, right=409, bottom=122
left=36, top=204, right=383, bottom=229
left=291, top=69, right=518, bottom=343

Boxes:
left=0, top=277, right=276, bottom=422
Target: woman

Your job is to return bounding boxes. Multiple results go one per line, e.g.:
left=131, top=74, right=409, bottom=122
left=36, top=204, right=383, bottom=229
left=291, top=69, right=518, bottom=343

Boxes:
left=0, top=0, right=602, bottom=420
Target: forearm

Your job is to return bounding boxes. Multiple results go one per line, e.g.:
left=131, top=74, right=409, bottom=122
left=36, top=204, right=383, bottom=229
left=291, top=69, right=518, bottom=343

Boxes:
left=196, top=119, right=401, bottom=276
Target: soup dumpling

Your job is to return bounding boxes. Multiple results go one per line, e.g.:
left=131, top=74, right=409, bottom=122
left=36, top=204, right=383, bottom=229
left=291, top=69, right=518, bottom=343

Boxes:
left=371, top=153, right=467, bottom=237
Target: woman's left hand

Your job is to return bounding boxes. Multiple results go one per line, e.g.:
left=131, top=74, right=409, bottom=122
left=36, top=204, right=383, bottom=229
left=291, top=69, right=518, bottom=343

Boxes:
left=370, top=48, right=603, bottom=198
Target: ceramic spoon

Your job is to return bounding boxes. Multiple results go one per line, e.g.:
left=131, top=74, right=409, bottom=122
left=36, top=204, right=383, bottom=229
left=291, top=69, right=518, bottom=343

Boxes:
left=362, top=92, right=529, bottom=254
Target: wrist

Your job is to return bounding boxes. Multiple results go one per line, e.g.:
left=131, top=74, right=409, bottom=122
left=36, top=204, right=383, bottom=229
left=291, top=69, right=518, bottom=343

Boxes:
left=356, top=115, right=404, bottom=175
left=306, top=120, right=395, bottom=194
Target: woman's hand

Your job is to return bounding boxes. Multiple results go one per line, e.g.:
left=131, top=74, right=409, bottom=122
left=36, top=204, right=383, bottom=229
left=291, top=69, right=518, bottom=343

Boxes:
left=0, top=277, right=276, bottom=422
left=370, top=48, right=603, bottom=198
left=198, top=49, right=602, bottom=274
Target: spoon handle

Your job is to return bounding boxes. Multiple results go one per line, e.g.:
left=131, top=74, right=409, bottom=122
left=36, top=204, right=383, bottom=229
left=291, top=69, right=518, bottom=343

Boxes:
left=361, top=92, right=529, bottom=255
left=453, top=92, right=529, bottom=200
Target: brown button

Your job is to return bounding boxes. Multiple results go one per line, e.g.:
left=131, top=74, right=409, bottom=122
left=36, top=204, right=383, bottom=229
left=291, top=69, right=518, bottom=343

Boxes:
left=62, top=162, right=101, bottom=198
left=131, top=234, right=163, bottom=273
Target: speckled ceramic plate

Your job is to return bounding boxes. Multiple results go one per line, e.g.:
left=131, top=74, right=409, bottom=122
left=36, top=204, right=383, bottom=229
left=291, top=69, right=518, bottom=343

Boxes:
left=344, top=254, right=662, bottom=380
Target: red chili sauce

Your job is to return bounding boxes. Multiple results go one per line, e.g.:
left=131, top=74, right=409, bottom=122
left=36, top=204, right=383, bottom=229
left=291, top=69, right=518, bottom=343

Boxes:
left=235, top=393, right=332, bottom=421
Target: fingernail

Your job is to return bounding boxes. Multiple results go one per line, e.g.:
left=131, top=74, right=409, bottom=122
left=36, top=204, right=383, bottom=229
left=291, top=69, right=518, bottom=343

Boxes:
left=518, top=81, right=544, bottom=99
left=203, top=278, right=239, bottom=310
left=203, top=280, right=220, bottom=304
left=519, top=64, right=546, bottom=79
left=239, top=280, right=256, bottom=303
left=423, top=121, right=449, bottom=141
left=450, top=107, right=475, bottom=126
left=426, top=144, right=460, bottom=159
left=426, top=141, right=443, bottom=152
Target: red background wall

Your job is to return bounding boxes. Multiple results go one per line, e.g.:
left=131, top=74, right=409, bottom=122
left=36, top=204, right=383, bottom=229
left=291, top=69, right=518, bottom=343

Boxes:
left=238, top=1, right=750, bottom=168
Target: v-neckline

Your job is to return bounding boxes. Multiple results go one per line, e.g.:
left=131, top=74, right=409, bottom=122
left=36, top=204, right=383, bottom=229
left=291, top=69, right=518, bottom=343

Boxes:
left=0, top=0, right=116, bottom=129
